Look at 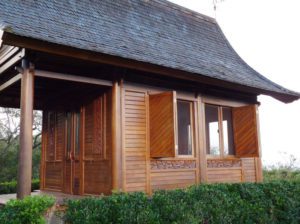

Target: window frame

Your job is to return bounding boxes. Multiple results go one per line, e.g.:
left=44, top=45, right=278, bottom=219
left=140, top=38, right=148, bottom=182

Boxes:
left=204, top=103, right=235, bottom=159
left=175, top=98, right=196, bottom=158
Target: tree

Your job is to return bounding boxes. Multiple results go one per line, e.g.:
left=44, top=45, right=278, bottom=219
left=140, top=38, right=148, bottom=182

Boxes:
left=0, top=108, right=42, bottom=182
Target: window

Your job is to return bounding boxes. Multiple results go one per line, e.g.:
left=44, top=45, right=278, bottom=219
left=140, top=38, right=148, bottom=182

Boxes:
left=149, top=91, right=194, bottom=157
left=205, top=104, right=235, bottom=156
left=177, top=100, right=193, bottom=156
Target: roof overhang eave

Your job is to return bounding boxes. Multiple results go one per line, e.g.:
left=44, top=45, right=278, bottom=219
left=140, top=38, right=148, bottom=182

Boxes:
left=2, top=32, right=299, bottom=104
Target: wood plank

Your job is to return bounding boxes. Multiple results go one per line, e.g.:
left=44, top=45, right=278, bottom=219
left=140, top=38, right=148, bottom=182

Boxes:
left=0, top=49, right=25, bottom=75
left=0, top=46, right=19, bottom=65
left=0, top=73, right=22, bottom=92
left=233, top=105, right=259, bottom=157
left=149, top=91, right=176, bottom=157
left=35, top=70, right=112, bottom=86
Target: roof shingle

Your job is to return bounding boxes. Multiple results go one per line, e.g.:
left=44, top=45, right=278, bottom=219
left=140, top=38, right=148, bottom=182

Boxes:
left=0, top=0, right=299, bottom=102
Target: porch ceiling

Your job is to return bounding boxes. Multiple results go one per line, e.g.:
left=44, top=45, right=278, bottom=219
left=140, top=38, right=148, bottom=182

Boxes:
left=0, top=75, right=110, bottom=110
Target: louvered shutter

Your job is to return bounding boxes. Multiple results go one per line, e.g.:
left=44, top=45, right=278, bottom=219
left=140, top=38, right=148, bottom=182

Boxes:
left=55, top=112, right=66, bottom=160
left=149, top=91, right=177, bottom=157
left=47, top=112, right=56, bottom=161
left=84, top=96, right=105, bottom=159
left=233, top=105, right=259, bottom=157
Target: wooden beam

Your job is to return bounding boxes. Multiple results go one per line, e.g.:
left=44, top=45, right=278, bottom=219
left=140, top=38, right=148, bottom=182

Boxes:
left=35, top=70, right=112, bottom=86
left=0, top=47, right=19, bottom=65
left=0, top=49, right=25, bottom=74
left=0, top=30, right=3, bottom=47
left=17, top=59, right=34, bottom=199
left=0, top=73, right=22, bottom=92
left=111, top=80, right=122, bottom=190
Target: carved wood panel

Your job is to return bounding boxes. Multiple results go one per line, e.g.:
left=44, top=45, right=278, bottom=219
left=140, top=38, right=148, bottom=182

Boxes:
left=207, top=159, right=241, bottom=168
left=151, top=160, right=196, bottom=170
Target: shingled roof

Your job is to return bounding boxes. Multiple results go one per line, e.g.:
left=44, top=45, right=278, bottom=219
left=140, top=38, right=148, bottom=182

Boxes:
left=0, top=0, right=299, bottom=102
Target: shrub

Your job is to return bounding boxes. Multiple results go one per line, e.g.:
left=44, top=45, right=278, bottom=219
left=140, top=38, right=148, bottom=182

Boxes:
left=0, top=179, right=39, bottom=194
left=0, top=195, right=55, bottom=224
left=264, top=169, right=300, bottom=182
left=65, top=181, right=300, bottom=224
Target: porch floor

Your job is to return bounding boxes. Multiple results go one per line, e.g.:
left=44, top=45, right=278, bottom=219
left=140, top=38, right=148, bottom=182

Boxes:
left=0, top=190, right=86, bottom=205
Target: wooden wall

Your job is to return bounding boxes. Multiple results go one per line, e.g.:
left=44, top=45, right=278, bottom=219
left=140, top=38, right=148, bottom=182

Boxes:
left=41, top=91, right=112, bottom=195
left=121, top=83, right=261, bottom=194
left=206, top=158, right=258, bottom=183
left=41, top=81, right=262, bottom=195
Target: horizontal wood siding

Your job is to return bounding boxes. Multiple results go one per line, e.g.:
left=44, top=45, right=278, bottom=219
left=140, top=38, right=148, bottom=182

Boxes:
left=83, top=161, right=111, bottom=194
left=207, top=168, right=242, bottom=183
left=124, top=90, right=148, bottom=192
left=206, top=158, right=257, bottom=183
left=45, top=162, right=62, bottom=190
left=242, top=158, right=257, bottom=182
left=151, top=170, right=196, bottom=191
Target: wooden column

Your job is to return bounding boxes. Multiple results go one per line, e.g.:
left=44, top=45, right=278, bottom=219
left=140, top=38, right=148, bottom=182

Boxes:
left=17, top=59, right=34, bottom=199
left=111, top=80, right=122, bottom=190
left=198, top=96, right=208, bottom=183
left=255, top=105, right=263, bottom=182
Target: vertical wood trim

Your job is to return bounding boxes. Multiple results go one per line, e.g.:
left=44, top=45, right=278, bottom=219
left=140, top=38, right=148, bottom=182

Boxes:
left=218, top=107, right=224, bottom=158
left=112, top=80, right=122, bottom=190
left=80, top=107, right=85, bottom=195
left=103, top=94, right=107, bottom=159
left=54, top=113, right=57, bottom=161
left=193, top=101, right=200, bottom=184
left=145, top=93, right=151, bottom=194
left=63, top=112, right=70, bottom=194
left=241, top=159, right=245, bottom=182
left=40, top=111, right=47, bottom=190
left=17, top=60, right=34, bottom=199
left=198, top=96, right=207, bottom=183
left=121, top=86, right=126, bottom=192
left=255, top=105, right=263, bottom=182
left=174, top=91, right=178, bottom=156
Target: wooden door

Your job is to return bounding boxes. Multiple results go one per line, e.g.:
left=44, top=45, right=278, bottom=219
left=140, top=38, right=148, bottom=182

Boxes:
left=63, top=110, right=82, bottom=195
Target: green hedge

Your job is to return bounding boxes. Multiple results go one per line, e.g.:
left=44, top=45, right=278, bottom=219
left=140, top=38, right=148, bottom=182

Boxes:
left=0, top=179, right=39, bottom=194
left=65, top=181, right=300, bottom=224
left=0, top=195, right=55, bottom=224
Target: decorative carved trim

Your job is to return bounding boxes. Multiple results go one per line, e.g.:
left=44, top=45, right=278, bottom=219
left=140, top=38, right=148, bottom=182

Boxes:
left=151, top=160, right=196, bottom=170
left=207, top=159, right=241, bottom=168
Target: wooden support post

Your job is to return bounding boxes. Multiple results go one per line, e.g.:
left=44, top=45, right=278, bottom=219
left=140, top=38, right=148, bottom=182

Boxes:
left=255, top=105, right=263, bottom=182
left=17, top=59, right=34, bottom=199
left=198, top=96, right=208, bottom=183
left=111, top=80, right=122, bottom=191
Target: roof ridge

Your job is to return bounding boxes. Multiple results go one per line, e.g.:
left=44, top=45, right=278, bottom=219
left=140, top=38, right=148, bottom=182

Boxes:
left=149, top=0, right=217, bottom=24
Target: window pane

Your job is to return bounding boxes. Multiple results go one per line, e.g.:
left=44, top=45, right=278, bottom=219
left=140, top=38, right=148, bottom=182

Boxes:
left=74, top=111, right=81, bottom=156
left=222, top=107, right=235, bottom=155
left=205, top=105, right=220, bottom=155
left=177, top=101, right=192, bottom=155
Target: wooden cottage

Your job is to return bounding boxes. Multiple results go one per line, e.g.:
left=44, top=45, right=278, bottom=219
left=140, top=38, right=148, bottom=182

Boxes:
left=0, top=0, right=299, bottom=198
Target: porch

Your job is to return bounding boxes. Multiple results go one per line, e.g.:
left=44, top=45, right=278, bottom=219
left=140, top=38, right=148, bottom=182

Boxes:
left=0, top=45, right=123, bottom=198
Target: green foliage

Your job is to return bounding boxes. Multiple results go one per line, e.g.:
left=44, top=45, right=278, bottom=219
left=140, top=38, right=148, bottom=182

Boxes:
left=65, top=181, right=300, bottom=224
left=0, top=179, right=39, bottom=194
left=0, top=108, right=42, bottom=183
left=264, top=169, right=300, bottom=182
left=0, top=195, right=55, bottom=224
